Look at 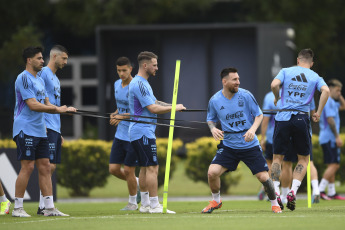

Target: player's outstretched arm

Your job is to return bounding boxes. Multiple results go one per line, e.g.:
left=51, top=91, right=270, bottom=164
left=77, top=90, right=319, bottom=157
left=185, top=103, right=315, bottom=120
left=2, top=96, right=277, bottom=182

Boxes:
left=146, top=103, right=186, bottom=114
left=260, top=116, right=269, bottom=151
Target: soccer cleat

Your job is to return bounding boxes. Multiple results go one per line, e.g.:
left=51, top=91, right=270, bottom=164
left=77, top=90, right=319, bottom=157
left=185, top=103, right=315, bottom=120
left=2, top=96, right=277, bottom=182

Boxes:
left=257, top=190, right=266, bottom=201
left=139, top=205, right=150, bottom=213
left=149, top=204, right=176, bottom=214
left=281, top=196, right=288, bottom=205
left=312, top=195, right=320, bottom=203
left=43, top=208, right=69, bottom=216
left=37, top=207, right=45, bottom=215
left=12, top=208, right=31, bottom=217
left=286, top=191, right=296, bottom=211
left=201, top=200, right=222, bottom=214
left=276, top=193, right=284, bottom=210
left=272, top=206, right=282, bottom=213
left=328, top=194, right=345, bottom=200
left=320, top=192, right=331, bottom=200
left=0, top=200, right=11, bottom=215
left=120, top=203, right=138, bottom=211
left=136, top=186, right=141, bottom=204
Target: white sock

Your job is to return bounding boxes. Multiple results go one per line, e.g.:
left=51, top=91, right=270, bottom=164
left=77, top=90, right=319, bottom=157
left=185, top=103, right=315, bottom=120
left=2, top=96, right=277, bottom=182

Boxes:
left=291, top=179, right=302, bottom=195
left=149, top=196, right=159, bottom=209
left=43, top=196, right=54, bottom=209
left=14, top=197, right=24, bottom=209
left=39, top=190, right=45, bottom=209
left=0, top=194, right=8, bottom=202
left=273, top=181, right=281, bottom=195
left=327, top=183, right=336, bottom=196
left=311, top=180, right=320, bottom=195
left=212, top=191, right=221, bottom=203
left=270, top=199, right=279, bottom=207
left=136, top=177, right=139, bottom=187
left=281, top=187, right=290, bottom=199
left=129, top=195, right=137, bottom=205
left=141, top=192, right=150, bottom=207
left=319, top=178, right=329, bottom=192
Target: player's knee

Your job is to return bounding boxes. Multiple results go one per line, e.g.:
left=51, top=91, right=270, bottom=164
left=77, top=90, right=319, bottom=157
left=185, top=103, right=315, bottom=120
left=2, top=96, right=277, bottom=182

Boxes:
left=109, top=165, right=120, bottom=176
left=22, top=163, right=35, bottom=174
left=124, top=167, right=134, bottom=177
left=256, top=171, right=269, bottom=182
left=207, top=170, right=219, bottom=179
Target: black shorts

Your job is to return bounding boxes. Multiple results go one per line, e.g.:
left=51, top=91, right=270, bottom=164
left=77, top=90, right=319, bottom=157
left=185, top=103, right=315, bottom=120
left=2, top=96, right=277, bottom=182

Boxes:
left=131, top=136, right=158, bottom=167
left=264, top=143, right=273, bottom=161
left=109, top=137, right=138, bottom=167
left=211, top=142, right=269, bottom=175
left=273, top=114, right=311, bottom=156
left=14, top=131, right=49, bottom=161
left=321, top=141, right=340, bottom=164
left=47, top=129, right=62, bottom=164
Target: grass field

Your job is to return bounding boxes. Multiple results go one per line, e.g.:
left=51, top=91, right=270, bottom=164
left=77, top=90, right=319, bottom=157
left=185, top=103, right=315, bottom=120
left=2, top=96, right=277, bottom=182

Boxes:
left=1, top=200, right=345, bottom=230
left=57, top=160, right=345, bottom=198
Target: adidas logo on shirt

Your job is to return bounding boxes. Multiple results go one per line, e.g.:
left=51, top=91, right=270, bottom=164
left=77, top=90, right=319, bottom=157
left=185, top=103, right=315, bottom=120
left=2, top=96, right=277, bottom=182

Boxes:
left=291, top=73, right=308, bottom=83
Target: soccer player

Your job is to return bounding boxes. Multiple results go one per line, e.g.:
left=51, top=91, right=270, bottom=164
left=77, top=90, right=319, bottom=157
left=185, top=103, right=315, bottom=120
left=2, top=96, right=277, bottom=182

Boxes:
left=37, top=45, right=76, bottom=215
left=271, top=48, right=329, bottom=211
left=204, top=67, right=282, bottom=214
left=280, top=100, right=321, bottom=204
left=109, top=57, right=140, bottom=210
left=128, top=51, right=185, bottom=214
left=12, top=46, right=76, bottom=217
left=318, top=79, right=345, bottom=200
left=0, top=180, right=11, bottom=215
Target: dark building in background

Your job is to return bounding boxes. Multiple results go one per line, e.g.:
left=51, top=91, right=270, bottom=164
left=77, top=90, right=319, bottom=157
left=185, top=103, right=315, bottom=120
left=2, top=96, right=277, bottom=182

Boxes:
left=96, top=23, right=295, bottom=142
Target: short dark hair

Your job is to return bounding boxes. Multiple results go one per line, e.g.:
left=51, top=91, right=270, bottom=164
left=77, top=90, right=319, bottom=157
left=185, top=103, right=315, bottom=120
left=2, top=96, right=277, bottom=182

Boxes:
left=138, top=51, right=158, bottom=65
left=22, top=46, right=43, bottom=64
left=51, top=45, right=68, bottom=55
left=298, top=48, right=314, bottom=62
left=220, top=67, right=238, bottom=79
left=327, top=79, right=343, bottom=88
left=116, top=57, right=132, bottom=66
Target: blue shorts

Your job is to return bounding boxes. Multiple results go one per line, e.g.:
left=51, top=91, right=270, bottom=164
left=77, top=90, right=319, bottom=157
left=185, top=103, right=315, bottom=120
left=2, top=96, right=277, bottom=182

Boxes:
left=110, top=137, right=138, bottom=167
left=321, top=141, right=340, bottom=164
left=47, top=129, right=62, bottom=164
left=131, top=136, right=158, bottom=167
left=264, top=143, right=273, bottom=161
left=211, top=142, right=269, bottom=175
left=283, top=141, right=314, bottom=162
left=273, top=114, right=311, bottom=156
left=14, top=131, right=49, bottom=161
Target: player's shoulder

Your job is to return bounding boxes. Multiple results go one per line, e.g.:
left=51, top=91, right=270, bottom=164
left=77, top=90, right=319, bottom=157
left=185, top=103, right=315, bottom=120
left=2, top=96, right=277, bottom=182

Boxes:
left=16, top=70, right=31, bottom=87
left=115, top=79, right=122, bottom=87
left=209, top=90, right=222, bottom=101
left=38, top=66, right=50, bottom=79
left=238, top=88, right=255, bottom=97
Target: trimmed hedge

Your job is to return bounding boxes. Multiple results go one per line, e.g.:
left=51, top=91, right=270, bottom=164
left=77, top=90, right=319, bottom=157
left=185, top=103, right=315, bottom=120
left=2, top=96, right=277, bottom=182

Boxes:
left=185, top=137, right=242, bottom=194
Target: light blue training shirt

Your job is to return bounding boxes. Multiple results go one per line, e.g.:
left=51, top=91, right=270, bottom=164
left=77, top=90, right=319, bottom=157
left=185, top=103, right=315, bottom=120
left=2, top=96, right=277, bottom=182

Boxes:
left=13, top=70, right=48, bottom=138
left=128, top=75, right=157, bottom=141
left=274, top=66, right=326, bottom=121
left=39, top=66, right=61, bottom=133
left=114, top=79, right=131, bottom=141
left=207, top=88, right=262, bottom=149
left=319, top=97, right=340, bottom=145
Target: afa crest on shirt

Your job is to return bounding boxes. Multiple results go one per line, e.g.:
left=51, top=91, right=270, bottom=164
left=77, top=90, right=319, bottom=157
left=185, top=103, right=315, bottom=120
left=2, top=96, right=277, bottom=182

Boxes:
left=238, top=97, right=244, bottom=107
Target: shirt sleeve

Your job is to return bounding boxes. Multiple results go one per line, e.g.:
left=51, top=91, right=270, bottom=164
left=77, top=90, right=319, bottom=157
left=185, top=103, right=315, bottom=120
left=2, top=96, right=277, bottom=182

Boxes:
left=17, top=74, right=36, bottom=100
left=274, top=69, right=285, bottom=84
left=206, top=98, right=218, bottom=122
left=316, top=76, right=327, bottom=91
left=132, top=81, right=155, bottom=108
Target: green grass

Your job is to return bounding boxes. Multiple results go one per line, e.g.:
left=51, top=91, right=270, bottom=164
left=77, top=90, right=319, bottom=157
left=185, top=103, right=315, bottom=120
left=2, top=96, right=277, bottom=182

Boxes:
left=1, top=200, right=345, bottom=230
left=57, top=159, right=345, bottom=198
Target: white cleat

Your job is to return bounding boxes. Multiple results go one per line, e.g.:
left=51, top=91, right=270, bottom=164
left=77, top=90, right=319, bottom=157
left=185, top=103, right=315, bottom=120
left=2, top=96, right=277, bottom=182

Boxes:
left=139, top=205, right=150, bottom=213
left=149, top=204, right=176, bottom=214
left=12, top=208, right=31, bottom=217
left=43, top=208, right=69, bottom=217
